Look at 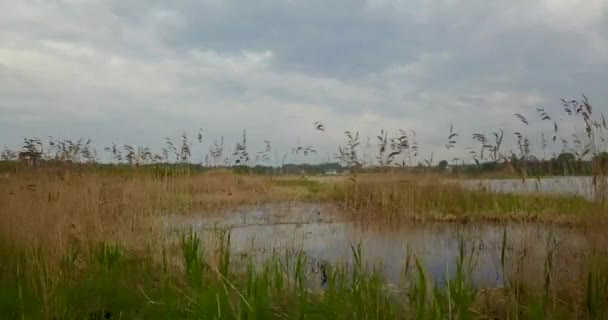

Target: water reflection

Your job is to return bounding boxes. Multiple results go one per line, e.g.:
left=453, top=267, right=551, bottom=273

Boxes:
left=164, top=202, right=596, bottom=287
left=463, top=176, right=606, bottom=199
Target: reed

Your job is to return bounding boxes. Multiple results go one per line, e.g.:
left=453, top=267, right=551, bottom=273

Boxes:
left=2, top=95, right=608, bottom=318
left=2, top=229, right=608, bottom=319
left=322, top=173, right=608, bottom=225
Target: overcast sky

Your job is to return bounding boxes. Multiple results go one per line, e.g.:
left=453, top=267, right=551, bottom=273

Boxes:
left=2, top=0, right=608, bottom=164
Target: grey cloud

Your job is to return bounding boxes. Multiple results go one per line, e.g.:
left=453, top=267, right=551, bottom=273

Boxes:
left=1, top=0, right=608, bottom=163
left=150, top=0, right=413, bottom=77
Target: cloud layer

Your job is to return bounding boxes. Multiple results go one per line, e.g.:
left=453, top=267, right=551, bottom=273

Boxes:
left=2, top=0, right=608, bottom=164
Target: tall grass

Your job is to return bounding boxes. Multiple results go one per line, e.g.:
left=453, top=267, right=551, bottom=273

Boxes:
left=0, top=169, right=293, bottom=250
left=2, top=230, right=608, bottom=319
left=1, top=95, right=606, bottom=178
left=324, top=173, right=608, bottom=225
left=2, top=94, right=608, bottom=318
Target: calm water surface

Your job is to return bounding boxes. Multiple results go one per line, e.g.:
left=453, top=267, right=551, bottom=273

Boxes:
left=164, top=202, right=599, bottom=287
left=463, top=176, right=606, bottom=199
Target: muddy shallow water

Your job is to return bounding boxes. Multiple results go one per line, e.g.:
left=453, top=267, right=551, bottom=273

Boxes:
left=163, top=202, right=601, bottom=287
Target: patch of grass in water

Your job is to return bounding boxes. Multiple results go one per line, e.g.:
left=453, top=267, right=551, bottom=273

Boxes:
left=325, top=176, right=606, bottom=223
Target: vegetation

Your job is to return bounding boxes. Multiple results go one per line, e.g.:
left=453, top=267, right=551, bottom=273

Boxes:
left=2, top=96, right=608, bottom=178
left=324, top=174, right=608, bottom=225
left=2, top=225, right=608, bottom=319
left=2, top=95, right=608, bottom=318
left=1, top=163, right=607, bottom=319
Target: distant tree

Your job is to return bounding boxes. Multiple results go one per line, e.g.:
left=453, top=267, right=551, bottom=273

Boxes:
left=557, top=152, right=576, bottom=163
left=593, top=152, right=608, bottom=162
left=593, top=152, right=608, bottom=175
left=438, top=160, right=449, bottom=170
left=555, top=152, right=577, bottom=175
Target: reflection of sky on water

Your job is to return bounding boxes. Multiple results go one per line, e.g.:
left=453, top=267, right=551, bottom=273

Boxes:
left=164, top=202, right=593, bottom=287
left=463, top=176, right=606, bottom=200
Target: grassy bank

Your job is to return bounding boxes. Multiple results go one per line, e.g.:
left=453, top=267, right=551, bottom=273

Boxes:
left=0, top=168, right=311, bottom=255
left=322, top=174, right=608, bottom=226
left=2, top=167, right=608, bottom=318
left=1, top=168, right=607, bottom=263
left=2, top=230, right=608, bottom=319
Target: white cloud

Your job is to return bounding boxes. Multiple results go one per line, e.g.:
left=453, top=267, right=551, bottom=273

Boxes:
left=1, top=0, right=608, bottom=164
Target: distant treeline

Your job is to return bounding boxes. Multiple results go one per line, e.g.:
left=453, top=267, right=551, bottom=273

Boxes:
left=2, top=152, right=607, bottom=178
left=442, top=152, right=608, bottom=177
left=0, top=159, right=345, bottom=176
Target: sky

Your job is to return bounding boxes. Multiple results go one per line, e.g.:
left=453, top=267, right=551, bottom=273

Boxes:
left=2, top=0, right=608, bottom=165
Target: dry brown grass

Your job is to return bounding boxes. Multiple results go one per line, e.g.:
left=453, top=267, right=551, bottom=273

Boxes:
left=322, top=172, right=608, bottom=226
left=3, top=168, right=606, bottom=258
left=3, top=167, right=608, bottom=319
left=0, top=168, right=296, bottom=261
left=3, top=166, right=606, bottom=274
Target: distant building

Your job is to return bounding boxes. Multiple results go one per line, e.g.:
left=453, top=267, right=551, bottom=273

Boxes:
left=324, top=169, right=338, bottom=175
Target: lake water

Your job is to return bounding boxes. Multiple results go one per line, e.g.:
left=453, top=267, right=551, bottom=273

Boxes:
left=163, top=202, right=598, bottom=288
left=462, top=176, right=606, bottom=199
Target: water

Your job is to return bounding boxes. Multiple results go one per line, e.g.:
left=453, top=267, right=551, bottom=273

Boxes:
left=463, top=176, right=605, bottom=199
left=164, top=202, right=597, bottom=287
